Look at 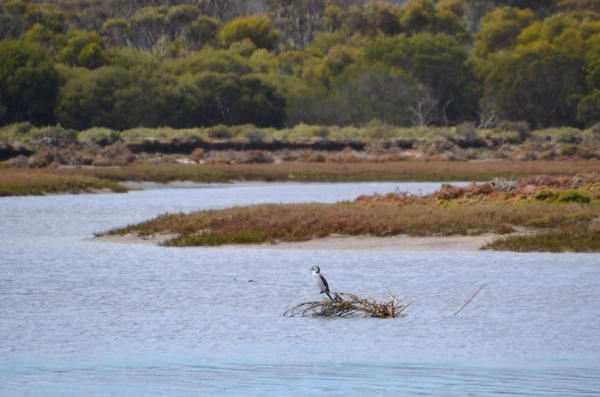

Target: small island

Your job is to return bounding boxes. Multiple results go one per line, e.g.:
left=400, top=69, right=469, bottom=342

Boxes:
left=96, top=173, right=600, bottom=253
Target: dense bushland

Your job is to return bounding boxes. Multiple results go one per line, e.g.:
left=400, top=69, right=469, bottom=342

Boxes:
left=3, top=0, right=600, bottom=131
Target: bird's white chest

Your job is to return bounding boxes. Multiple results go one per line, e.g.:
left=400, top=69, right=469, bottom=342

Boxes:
left=312, top=272, right=327, bottom=292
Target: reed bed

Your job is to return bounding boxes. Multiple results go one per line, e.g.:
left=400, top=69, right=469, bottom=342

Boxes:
left=284, top=293, right=411, bottom=318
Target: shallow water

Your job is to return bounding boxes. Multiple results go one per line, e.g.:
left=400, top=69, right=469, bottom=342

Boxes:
left=1, top=182, right=599, bottom=396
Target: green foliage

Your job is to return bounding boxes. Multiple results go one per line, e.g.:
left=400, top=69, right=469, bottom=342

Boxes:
left=59, top=30, right=107, bottom=69
left=77, top=127, right=121, bottom=145
left=474, top=41, right=584, bottom=128
left=533, top=188, right=557, bottom=201
left=271, top=50, right=306, bottom=75
left=287, top=64, right=419, bottom=126
left=183, top=15, right=220, bottom=51
left=193, top=72, right=286, bottom=127
left=473, top=6, right=533, bottom=57
left=366, top=32, right=477, bottom=124
left=0, top=39, right=59, bottom=126
left=161, top=48, right=252, bottom=75
left=534, top=188, right=591, bottom=203
left=323, top=44, right=357, bottom=75
left=556, top=190, right=592, bottom=203
left=219, top=15, right=279, bottom=51
left=101, top=18, right=129, bottom=48
left=0, top=0, right=67, bottom=40
left=400, top=0, right=436, bottom=35
left=4, top=0, right=600, bottom=131
left=264, top=0, right=325, bottom=49
left=0, top=121, right=33, bottom=140
left=345, top=1, right=402, bottom=37
left=29, top=124, right=78, bottom=140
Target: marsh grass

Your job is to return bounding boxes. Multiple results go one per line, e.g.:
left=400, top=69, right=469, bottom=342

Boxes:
left=97, top=199, right=600, bottom=248
left=19, top=159, right=600, bottom=182
left=482, top=225, right=600, bottom=252
left=2, top=160, right=599, bottom=197
left=96, top=174, right=600, bottom=251
left=0, top=170, right=127, bottom=196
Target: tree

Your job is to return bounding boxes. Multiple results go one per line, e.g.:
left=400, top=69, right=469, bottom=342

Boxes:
left=473, top=6, right=533, bottom=57
left=474, top=41, right=585, bottom=128
left=128, top=6, right=168, bottom=52
left=102, top=18, right=130, bottom=48
left=219, top=14, right=279, bottom=51
left=203, top=0, right=249, bottom=22
left=0, top=39, right=59, bottom=126
left=265, top=0, right=325, bottom=49
left=517, top=10, right=600, bottom=55
left=58, top=30, right=108, bottom=69
left=183, top=15, right=221, bottom=51
left=193, top=72, right=286, bottom=127
left=366, top=32, right=478, bottom=124
left=399, top=0, right=436, bottom=35
left=343, top=1, right=402, bottom=37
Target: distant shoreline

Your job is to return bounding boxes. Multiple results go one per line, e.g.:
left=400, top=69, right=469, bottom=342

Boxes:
left=2, top=159, right=599, bottom=197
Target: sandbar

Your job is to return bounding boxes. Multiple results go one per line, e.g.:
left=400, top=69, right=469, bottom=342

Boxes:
left=91, top=233, right=506, bottom=252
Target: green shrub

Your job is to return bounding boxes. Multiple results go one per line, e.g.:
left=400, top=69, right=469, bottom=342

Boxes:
left=494, top=121, right=531, bottom=143
left=556, top=190, right=591, bottom=203
left=560, top=144, right=579, bottom=156
left=30, top=125, right=78, bottom=141
left=78, top=127, right=120, bottom=145
left=533, top=189, right=591, bottom=203
left=0, top=122, right=34, bottom=140
left=208, top=125, right=233, bottom=139
left=533, top=189, right=556, bottom=201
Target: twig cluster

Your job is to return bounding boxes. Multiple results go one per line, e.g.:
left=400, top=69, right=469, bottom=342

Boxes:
left=284, top=292, right=411, bottom=318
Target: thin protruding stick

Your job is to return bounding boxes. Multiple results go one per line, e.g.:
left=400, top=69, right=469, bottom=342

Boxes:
left=454, top=284, right=485, bottom=316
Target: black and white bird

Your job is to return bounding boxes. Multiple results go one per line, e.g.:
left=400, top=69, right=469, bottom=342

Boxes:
left=310, top=266, right=333, bottom=300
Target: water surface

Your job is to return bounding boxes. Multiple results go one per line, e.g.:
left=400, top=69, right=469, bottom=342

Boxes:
left=1, top=182, right=599, bottom=395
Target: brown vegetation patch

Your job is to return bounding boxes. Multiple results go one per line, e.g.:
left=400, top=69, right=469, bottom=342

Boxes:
left=96, top=175, right=600, bottom=250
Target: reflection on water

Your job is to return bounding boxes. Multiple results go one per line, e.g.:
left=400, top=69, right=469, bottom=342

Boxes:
left=1, top=182, right=599, bottom=395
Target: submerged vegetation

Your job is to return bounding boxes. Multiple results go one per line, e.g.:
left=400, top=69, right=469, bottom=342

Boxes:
left=96, top=173, right=600, bottom=252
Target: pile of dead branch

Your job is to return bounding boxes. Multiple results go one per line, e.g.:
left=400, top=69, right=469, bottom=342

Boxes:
left=284, top=292, right=411, bottom=318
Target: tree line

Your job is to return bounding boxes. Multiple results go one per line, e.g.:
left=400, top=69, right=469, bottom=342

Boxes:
left=2, top=0, right=600, bottom=131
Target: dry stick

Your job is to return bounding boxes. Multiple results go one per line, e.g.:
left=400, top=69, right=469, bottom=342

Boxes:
left=454, top=284, right=486, bottom=316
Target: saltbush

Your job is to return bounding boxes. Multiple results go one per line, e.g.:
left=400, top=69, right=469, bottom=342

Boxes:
left=78, top=127, right=121, bottom=146
left=556, top=190, right=591, bottom=203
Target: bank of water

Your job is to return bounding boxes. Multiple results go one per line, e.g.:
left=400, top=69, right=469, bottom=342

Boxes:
left=1, top=182, right=599, bottom=395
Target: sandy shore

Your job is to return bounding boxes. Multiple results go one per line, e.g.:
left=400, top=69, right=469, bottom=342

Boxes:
left=91, top=233, right=504, bottom=251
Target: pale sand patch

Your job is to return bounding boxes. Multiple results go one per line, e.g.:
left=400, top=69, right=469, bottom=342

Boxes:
left=88, top=234, right=178, bottom=245
left=90, top=233, right=504, bottom=251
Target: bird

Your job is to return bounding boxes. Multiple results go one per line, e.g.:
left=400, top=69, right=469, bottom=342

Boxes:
left=311, top=266, right=333, bottom=300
